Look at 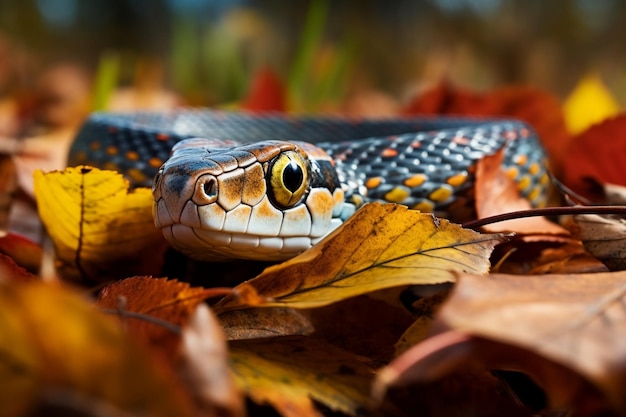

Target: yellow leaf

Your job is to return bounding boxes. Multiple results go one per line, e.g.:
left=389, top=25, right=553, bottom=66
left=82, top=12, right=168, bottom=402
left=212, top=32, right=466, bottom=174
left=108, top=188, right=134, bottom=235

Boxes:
left=33, top=166, right=167, bottom=282
left=229, top=336, right=380, bottom=417
left=216, top=203, right=507, bottom=311
left=0, top=281, right=195, bottom=417
left=563, top=74, right=620, bottom=135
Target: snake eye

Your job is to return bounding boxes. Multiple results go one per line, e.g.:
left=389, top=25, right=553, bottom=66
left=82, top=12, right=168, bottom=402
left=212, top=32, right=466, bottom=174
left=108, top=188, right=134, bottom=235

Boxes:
left=268, top=151, right=308, bottom=208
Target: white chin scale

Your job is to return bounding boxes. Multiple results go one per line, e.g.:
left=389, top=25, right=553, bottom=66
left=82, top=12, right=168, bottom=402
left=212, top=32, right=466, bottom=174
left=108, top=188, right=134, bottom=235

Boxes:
left=154, top=188, right=346, bottom=262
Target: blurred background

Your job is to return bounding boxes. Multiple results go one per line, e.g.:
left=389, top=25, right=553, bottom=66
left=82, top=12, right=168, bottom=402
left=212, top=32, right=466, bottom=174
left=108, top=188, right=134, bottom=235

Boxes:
left=1, top=0, right=625, bottom=120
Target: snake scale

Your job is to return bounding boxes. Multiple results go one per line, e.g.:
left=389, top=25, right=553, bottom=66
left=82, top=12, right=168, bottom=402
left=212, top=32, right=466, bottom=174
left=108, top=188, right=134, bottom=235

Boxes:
left=69, top=110, right=549, bottom=261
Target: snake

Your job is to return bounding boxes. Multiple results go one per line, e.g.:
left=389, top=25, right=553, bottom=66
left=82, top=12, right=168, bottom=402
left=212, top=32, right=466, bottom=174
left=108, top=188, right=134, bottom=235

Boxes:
left=68, top=109, right=550, bottom=261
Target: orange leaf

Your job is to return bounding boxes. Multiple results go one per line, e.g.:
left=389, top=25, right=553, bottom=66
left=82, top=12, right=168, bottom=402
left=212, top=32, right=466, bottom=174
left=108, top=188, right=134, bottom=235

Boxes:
left=0, top=233, right=42, bottom=274
left=475, top=148, right=569, bottom=235
left=562, top=114, right=626, bottom=199
left=97, top=277, right=229, bottom=357
left=0, top=252, right=36, bottom=282
left=241, top=67, right=286, bottom=112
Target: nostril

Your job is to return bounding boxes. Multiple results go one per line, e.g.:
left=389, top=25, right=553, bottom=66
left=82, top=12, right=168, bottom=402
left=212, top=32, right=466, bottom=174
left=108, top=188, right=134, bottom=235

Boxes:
left=203, top=178, right=218, bottom=198
left=194, top=174, right=219, bottom=205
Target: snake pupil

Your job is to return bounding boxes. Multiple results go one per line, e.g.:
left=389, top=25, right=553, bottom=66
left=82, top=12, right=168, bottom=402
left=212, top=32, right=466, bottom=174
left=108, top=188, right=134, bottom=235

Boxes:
left=283, top=161, right=304, bottom=193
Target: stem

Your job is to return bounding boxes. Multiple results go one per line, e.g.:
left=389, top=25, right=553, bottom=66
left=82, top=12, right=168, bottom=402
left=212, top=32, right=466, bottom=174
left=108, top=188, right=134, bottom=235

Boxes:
left=462, top=206, right=626, bottom=229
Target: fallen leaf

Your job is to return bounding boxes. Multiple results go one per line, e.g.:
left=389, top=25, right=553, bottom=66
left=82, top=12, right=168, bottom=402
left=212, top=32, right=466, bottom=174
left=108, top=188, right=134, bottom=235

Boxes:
left=430, top=272, right=626, bottom=414
left=0, top=280, right=195, bottom=417
left=0, top=154, right=17, bottom=235
left=97, top=276, right=227, bottom=357
left=403, top=83, right=571, bottom=175
left=219, top=307, right=314, bottom=341
left=33, top=166, right=168, bottom=283
left=0, top=252, right=36, bottom=283
left=563, top=74, right=620, bottom=135
left=570, top=214, right=626, bottom=271
left=0, top=233, right=42, bottom=274
left=375, top=331, right=603, bottom=416
left=215, top=203, right=507, bottom=311
left=179, top=304, right=244, bottom=417
left=394, top=289, right=450, bottom=357
left=492, top=240, right=609, bottom=275
left=241, top=67, right=286, bottom=112
left=475, top=149, right=568, bottom=235
left=562, top=114, right=626, bottom=199
left=229, top=336, right=383, bottom=417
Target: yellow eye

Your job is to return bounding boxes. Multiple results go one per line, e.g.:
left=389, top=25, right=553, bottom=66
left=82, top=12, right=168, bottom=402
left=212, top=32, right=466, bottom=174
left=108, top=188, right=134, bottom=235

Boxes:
left=268, top=151, right=308, bottom=208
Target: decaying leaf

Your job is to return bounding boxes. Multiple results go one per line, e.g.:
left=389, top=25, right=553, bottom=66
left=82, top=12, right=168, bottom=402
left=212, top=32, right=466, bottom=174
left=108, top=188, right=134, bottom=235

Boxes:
left=33, top=166, right=168, bottom=283
left=475, top=149, right=568, bottom=236
left=570, top=214, right=626, bottom=271
left=230, top=336, right=382, bottom=417
left=215, top=203, right=507, bottom=311
left=97, top=276, right=228, bottom=357
left=0, top=280, right=195, bottom=417
left=425, top=271, right=626, bottom=414
left=219, top=307, right=314, bottom=341
left=179, top=304, right=244, bottom=417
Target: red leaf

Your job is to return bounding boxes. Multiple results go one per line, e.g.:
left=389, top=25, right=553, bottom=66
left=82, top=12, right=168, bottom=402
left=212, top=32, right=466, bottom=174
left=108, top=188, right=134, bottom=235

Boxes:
left=562, top=114, right=626, bottom=199
left=241, top=67, right=286, bottom=112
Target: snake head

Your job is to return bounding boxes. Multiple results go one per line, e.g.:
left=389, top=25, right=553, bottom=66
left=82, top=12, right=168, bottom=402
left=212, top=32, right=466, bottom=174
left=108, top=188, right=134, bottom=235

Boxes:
left=152, top=138, right=345, bottom=261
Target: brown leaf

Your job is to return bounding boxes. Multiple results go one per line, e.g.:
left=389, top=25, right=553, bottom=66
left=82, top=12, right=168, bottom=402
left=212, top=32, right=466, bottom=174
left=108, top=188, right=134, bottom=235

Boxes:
left=97, top=276, right=229, bottom=357
left=179, top=304, right=244, bottom=417
left=375, top=331, right=604, bottom=416
left=230, top=336, right=385, bottom=417
left=570, top=214, right=626, bottom=271
left=215, top=203, right=507, bottom=311
left=219, top=307, right=313, bottom=341
left=431, top=272, right=626, bottom=414
left=475, top=148, right=569, bottom=235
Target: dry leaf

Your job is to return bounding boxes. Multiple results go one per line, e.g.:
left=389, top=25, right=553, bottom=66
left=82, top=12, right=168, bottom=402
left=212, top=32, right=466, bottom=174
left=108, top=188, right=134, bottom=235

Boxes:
left=562, top=114, right=626, bottom=199
left=215, top=203, right=507, bottom=311
left=97, top=276, right=226, bottom=357
left=0, top=252, right=36, bottom=283
left=570, top=214, right=626, bottom=271
left=179, top=304, right=244, bottom=417
left=0, top=280, right=195, bottom=417
left=219, top=307, right=314, bottom=341
left=563, top=74, right=621, bottom=135
left=475, top=149, right=568, bottom=236
left=33, top=166, right=168, bottom=283
left=0, top=233, right=42, bottom=274
left=230, top=336, right=382, bottom=417
left=241, top=67, right=286, bottom=111
left=432, top=272, right=626, bottom=414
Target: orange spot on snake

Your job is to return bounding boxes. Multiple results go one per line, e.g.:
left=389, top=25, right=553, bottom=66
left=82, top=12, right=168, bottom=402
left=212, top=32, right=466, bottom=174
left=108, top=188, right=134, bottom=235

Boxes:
left=446, top=172, right=467, bottom=187
left=156, top=133, right=170, bottom=141
left=381, top=148, right=398, bottom=157
left=365, top=177, right=382, bottom=189
left=106, top=146, right=118, bottom=156
left=126, top=151, right=139, bottom=161
left=404, top=174, right=427, bottom=188
left=149, top=157, right=163, bottom=168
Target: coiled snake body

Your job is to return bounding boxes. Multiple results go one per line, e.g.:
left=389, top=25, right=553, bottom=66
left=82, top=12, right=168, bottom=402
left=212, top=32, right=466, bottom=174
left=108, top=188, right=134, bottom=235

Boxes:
left=69, top=110, right=549, bottom=261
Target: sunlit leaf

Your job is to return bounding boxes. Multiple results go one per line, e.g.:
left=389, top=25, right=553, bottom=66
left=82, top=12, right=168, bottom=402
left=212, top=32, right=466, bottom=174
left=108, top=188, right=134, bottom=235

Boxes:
left=0, top=281, right=195, bottom=417
left=563, top=74, right=620, bottom=135
left=33, top=167, right=168, bottom=283
left=229, top=336, right=380, bottom=417
left=215, top=203, right=507, bottom=311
